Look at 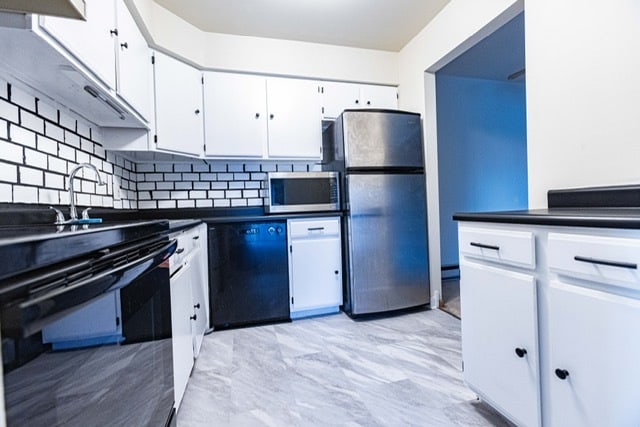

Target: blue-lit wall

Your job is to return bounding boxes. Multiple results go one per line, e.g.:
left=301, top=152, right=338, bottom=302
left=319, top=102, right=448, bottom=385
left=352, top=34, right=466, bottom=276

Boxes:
left=436, top=74, right=528, bottom=268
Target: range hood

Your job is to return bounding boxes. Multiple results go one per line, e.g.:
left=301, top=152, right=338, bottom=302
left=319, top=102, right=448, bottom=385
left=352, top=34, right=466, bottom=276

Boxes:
left=0, top=0, right=85, bottom=20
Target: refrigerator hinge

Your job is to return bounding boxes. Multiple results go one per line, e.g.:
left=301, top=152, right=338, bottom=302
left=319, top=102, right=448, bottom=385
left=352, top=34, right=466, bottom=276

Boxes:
left=289, top=245, right=292, bottom=253
left=116, top=316, right=120, bottom=327
left=291, top=297, right=294, bottom=304
left=154, top=134, right=158, bottom=144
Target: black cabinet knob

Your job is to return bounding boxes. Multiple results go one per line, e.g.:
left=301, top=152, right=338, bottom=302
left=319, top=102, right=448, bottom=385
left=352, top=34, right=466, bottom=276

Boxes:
left=195, top=109, right=200, bottom=115
left=269, top=114, right=274, bottom=119
left=194, top=303, right=201, bottom=309
left=120, top=42, right=128, bottom=49
left=515, top=348, right=527, bottom=358
left=255, top=113, right=260, bottom=119
left=334, top=270, right=339, bottom=275
left=355, top=100, right=359, bottom=104
left=190, top=314, right=197, bottom=321
left=366, top=101, right=371, bottom=105
left=555, top=369, right=569, bottom=380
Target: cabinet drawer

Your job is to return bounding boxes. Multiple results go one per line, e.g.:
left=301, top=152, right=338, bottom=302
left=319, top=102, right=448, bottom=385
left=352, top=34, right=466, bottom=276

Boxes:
left=289, top=218, right=340, bottom=239
left=459, top=226, right=535, bottom=269
left=548, top=232, right=640, bottom=289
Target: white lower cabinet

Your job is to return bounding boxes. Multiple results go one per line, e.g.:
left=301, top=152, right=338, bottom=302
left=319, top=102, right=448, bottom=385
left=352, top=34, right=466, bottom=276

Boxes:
left=170, top=223, right=209, bottom=410
left=287, top=217, right=343, bottom=318
left=547, top=280, right=640, bottom=427
left=458, top=222, right=640, bottom=427
left=459, top=225, right=540, bottom=427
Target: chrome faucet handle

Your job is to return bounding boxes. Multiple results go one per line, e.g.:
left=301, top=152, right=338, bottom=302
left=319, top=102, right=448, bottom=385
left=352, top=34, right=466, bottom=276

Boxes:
left=81, top=207, right=93, bottom=220
left=49, top=206, right=66, bottom=225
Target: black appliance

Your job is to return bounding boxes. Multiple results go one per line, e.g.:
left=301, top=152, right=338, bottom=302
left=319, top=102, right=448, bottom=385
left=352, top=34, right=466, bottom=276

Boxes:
left=208, top=221, right=290, bottom=329
left=0, top=221, right=177, bottom=427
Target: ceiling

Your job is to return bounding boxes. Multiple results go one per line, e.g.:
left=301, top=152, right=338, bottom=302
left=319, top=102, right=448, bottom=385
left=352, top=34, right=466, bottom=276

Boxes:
left=153, top=0, right=451, bottom=52
left=438, top=12, right=525, bottom=82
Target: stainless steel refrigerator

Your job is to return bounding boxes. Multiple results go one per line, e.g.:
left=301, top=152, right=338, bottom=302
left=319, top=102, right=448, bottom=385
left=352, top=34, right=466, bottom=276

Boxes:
left=327, top=109, right=430, bottom=316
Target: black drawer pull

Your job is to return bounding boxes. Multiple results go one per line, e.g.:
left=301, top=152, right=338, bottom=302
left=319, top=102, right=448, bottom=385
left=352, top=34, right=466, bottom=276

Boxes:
left=470, top=242, right=500, bottom=251
left=515, top=348, right=527, bottom=358
left=574, top=256, right=637, bottom=270
left=176, top=248, right=185, bottom=254
left=308, top=227, right=325, bottom=231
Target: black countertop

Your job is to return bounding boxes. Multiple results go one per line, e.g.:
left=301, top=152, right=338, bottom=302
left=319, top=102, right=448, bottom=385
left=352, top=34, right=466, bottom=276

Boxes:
left=453, top=208, right=640, bottom=229
left=0, top=220, right=170, bottom=280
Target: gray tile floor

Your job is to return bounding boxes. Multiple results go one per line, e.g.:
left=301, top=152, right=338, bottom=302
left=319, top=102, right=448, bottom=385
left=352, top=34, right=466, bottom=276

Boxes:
left=178, top=308, right=512, bottom=427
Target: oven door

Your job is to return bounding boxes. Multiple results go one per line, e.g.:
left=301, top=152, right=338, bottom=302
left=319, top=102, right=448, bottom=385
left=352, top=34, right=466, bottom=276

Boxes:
left=0, top=236, right=177, bottom=427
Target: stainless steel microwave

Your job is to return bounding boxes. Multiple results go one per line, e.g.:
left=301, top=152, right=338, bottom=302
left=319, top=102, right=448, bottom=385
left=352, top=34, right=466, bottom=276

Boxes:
left=265, top=171, right=340, bottom=213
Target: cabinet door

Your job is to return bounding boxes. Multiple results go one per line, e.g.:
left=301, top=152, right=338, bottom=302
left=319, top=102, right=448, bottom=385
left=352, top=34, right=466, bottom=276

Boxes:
left=153, top=51, right=204, bottom=156
left=41, top=0, right=117, bottom=89
left=547, top=281, right=640, bottom=427
left=203, top=72, right=267, bottom=158
left=189, top=226, right=209, bottom=358
left=359, top=84, right=397, bottom=110
left=170, top=265, right=195, bottom=409
left=460, top=260, right=540, bottom=427
left=266, top=77, right=322, bottom=159
left=321, top=81, right=361, bottom=118
left=115, top=0, right=153, bottom=122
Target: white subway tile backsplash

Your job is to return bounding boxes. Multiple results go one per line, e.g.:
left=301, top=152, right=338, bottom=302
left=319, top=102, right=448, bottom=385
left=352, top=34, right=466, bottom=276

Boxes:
left=10, top=125, right=36, bottom=148
left=37, top=135, right=58, bottom=155
left=171, top=191, right=189, bottom=200
left=20, top=110, right=44, bottom=134
left=152, top=191, right=170, bottom=199
left=64, top=131, right=81, bottom=149
left=192, top=163, right=210, bottom=172
left=245, top=181, right=261, bottom=189
left=25, top=149, right=48, bottom=169
left=37, top=100, right=58, bottom=123
left=59, top=110, right=76, bottom=131
left=231, top=199, right=247, bottom=207
left=0, top=163, right=17, bottom=182
left=48, top=156, right=67, bottom=174
left=0, top=99, right=19, bottom=123
left=244, top=163, right=261, bottom=172
left=251, top=172, right=267, bottom=181
left=144, top=173, right=163, bottom=181
left=2, top=140, right=23, bottom=163
left=137, top=182, right=155, bottom=191
left=10, top=85, right=36, bottom=111
left=193, top=182, right=210, bottom=190
left=195, top=199, right=213, bottom=208
left=58, top=144, right=76, bottom=161
left=233, top=173, right=250, bottom=181
left=174, top=182, right=192, bottom=190
left=243, top=190, right=259, bottom=198
left=0, top=78, right=7, bottom=99
left=138, top=201, right=156, bottom=209
left=45, top=172, right=64, bottom=189
left=156, top=182, right=174, bottom=190
left=76, top=150, right=90, bottom=164
left=45, top=122, right=64, bottom=141
left=94, top=144, right=106, bottom=160
left=76, top=120, right=91, bottom=139
left=0, top=183, right=12, bottom=202
left=261, top=163, right=277, bottom=172
left=190, top=190, right=206, bottom=199
left=225, top=190, right=242, bottom=199
left=177, top=200, right=195, bottom=208
left=211, top=182, right=227, bottom=190
left=80, top=180, right=95, bottom=194
left=227, top=163, right=244, bottom=172
left=247, top=198, right=263, bottom=207
left=164, top=173, right=182, bottom=181
left=210, top=163, right=227, bottom=172
left=80, top=138, right=94, bottom=154
left=201, top=173, right=216, bottom=181
left=155, top=163, right=173, bottom=173
left=214, top=199, right=230, bottom=207
left=209, top=190, right=225, bottom=199
left=38, top=188, right=59, bottom=204
left=137, top=163, right=155, bottom=173
left=0, top=119, right=7, bottom=139
left=158, top=200, right=176, bottom=209
left=13, top=185, right=38, bottom=203
left=182, top=173, right=199, bottom=181
left=228, top=181, right=244, bottom=190
left=174, top=163, right=192, bottom=172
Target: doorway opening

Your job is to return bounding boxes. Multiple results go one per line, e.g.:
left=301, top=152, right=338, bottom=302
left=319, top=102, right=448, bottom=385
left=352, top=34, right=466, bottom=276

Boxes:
left=435, top=13, right=527, bottom=318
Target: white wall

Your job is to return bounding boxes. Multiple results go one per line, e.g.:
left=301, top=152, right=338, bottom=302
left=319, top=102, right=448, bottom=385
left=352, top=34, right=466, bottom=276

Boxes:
left=397, top=0, right=522, bottom=304
left=525, top=0, right=640, bottom=207
left=126, top=0, right=398, bottom=85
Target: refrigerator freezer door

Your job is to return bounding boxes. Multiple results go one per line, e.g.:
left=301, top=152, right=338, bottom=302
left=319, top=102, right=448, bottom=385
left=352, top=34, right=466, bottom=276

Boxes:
left=345, top=173, right=430, bottom=314
left=341, top=110, right=423, bottom=169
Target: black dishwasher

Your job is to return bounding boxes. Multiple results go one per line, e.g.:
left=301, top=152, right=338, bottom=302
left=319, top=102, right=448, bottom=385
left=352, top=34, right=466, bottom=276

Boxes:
left=208, top=221, right=290, bottom=329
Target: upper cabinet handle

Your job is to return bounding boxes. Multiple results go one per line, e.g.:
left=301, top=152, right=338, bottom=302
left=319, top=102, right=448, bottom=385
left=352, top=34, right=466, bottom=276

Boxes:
left=120, top=42, right=128, bottom=49
left=470, top=242, right=500, bottom=251
left=574, top=256, right=637, bottom=270
left=110, top=29, right=118, bottom=36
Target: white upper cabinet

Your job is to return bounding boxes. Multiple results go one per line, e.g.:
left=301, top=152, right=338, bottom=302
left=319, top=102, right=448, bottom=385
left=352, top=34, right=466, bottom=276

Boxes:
left=266, top=77, right=322, bottom=159
left=115, top=1, right=153, bottom=122
left=38, top=0, right=152, bottom=125
left=41, top=0, right=117, bottom=89
left=320, top=81, right=398, bottom=119
left=203, top=73, right=322, bottom=160
left=203, top=72, right=267, bottom=158
left=153, top=51, right=204, bottom=157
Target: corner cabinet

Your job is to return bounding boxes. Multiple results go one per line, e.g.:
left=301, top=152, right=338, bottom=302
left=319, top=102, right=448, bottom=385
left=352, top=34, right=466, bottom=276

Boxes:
left=203, top=72, right=322, bottom=160
left=153, top=51, right=204, bottom=157
left=287, top=217, right=343, bottom=318
left=458, top=221, right=640, bottom=427
left=458, top=225, right=541, bottom=427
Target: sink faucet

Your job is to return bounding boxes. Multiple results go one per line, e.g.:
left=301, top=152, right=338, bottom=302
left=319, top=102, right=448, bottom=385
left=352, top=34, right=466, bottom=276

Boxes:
left=68, top=163, right=106, bottom=221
